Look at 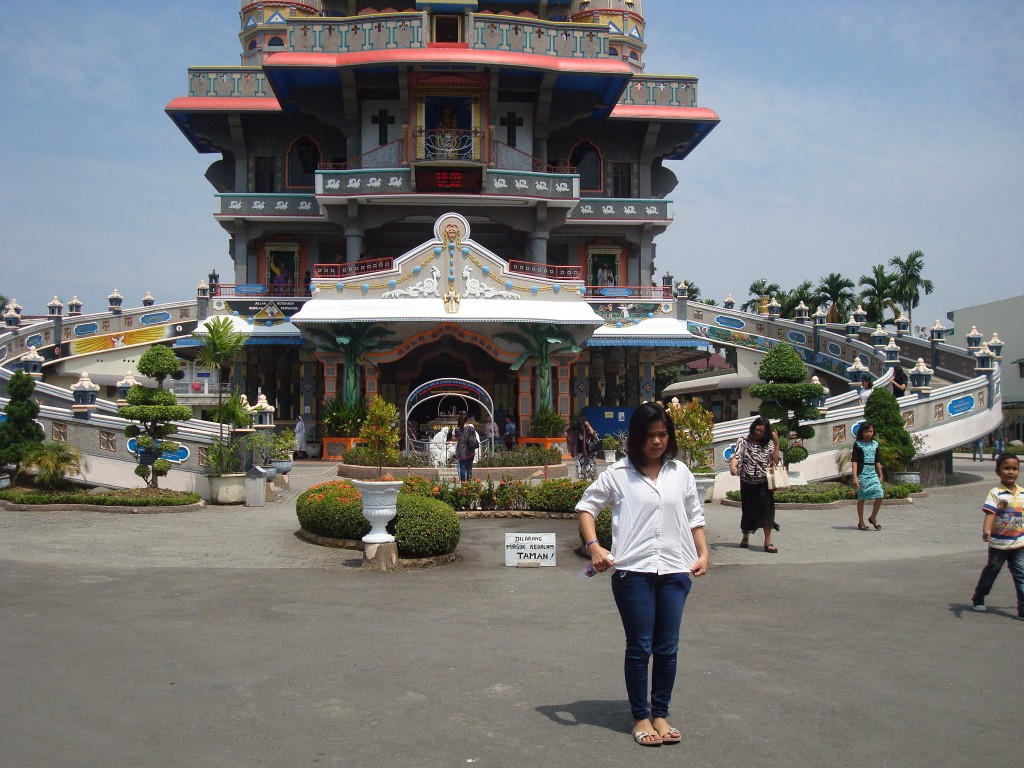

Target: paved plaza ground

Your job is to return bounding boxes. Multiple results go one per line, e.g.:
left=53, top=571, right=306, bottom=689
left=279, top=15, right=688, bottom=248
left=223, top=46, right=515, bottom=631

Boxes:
left=0, top=456, right=1018, bottom=767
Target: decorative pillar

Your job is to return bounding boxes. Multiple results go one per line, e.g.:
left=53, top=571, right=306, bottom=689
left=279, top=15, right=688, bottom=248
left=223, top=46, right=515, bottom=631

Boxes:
left=929, top=320, right=946, bottom=368
left=723, top=294, right=735, bottom=310
left=553, top=355, right=572, bottom=421
left=639, top=351, right=656, bottom=404
left=907, top=358, right=934, bottom=397
left=527, top=231, right=549, bottom=265
left=70, top=372, right=100, bottom=417
left=517, top=364, right=533, bottom=438
left=363, top=362, right=380, bottom=401
left=107, top=289, right=124, bottom=315
left=47, top=297, right=63, bottom=317
left=852, top=304, right=868, bottom=326
left=315, top=352, right=344, bottom=401
left=895, top=312, right=910, bottom=336
left=345, top=227, right=365, bottom=263
left=20, top=346, right=44, bottom=378
left=67, top=296, right=83, bottom=316
left=142, top=292, right=156, bottom=307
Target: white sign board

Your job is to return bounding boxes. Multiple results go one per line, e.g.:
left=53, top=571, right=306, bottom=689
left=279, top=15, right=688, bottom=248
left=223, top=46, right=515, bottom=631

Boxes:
left=505, top=532, right=557, bottom=567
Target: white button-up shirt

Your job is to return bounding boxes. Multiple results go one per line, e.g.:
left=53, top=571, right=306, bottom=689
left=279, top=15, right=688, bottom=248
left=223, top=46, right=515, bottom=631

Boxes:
left=577, top=457, right=705, bottom=574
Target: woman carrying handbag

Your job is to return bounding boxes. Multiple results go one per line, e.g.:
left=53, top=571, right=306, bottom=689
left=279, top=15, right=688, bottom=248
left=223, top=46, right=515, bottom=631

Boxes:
left=729, top=416, right=782, bottom=553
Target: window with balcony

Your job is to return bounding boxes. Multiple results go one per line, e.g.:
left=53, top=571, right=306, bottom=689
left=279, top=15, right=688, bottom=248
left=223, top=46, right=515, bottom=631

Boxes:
left=608, top=161, right=633, bottom=198
left=287, top=136, right=320, bottom=188
left=570, top=141, right=602, bottom=192
left=252, top=156, right=277, bottom=193
left=433, top=15, right=462, bottom=43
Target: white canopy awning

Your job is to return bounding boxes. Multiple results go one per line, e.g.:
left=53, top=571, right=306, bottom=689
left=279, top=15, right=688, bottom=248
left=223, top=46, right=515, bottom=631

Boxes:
left=290, top=298, right=604, bottom=326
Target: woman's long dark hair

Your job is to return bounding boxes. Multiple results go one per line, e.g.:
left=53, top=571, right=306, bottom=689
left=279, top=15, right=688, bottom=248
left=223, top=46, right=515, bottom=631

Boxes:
left=626, top=402, right=678, bottom=467
left=747, top=416, right=773, bottom=445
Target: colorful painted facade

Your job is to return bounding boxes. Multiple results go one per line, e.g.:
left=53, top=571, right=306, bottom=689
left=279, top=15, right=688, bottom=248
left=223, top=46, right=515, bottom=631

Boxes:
left=166, top=1, right=719, bottom=435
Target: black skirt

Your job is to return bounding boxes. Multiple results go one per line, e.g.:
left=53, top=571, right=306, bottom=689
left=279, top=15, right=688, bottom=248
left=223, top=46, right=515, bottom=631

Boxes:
left=740, top=479, right=776, bottom=532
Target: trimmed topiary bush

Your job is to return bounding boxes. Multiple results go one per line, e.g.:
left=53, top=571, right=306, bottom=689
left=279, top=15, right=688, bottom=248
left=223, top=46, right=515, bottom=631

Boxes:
left=295, top=480, right=461, bottom=556
left=393, top=495, right=461, bottom=557
left=749, top=343, right=824, bottom=467
left=476, top=445, right=562, bottom=467
left=0, top=488, right=200, bottom=506
left=528, top=478, right=593, bottom=513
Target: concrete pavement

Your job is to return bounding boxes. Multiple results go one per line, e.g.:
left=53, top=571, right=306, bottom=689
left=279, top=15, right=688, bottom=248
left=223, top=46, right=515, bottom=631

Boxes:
left=0, top=456, right=1019, bottom=767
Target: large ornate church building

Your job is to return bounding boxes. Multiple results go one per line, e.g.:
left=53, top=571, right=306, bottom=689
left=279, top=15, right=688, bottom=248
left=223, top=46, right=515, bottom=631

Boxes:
left=166, top=0, right=718, bottom=439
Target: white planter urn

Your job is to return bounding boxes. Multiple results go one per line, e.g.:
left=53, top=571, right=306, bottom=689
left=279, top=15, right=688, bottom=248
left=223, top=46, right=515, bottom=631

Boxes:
left=352, top=479, right=404, bottom=543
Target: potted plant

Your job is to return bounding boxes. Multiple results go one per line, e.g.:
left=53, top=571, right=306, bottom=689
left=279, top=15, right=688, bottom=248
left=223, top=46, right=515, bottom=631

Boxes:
left=270, top=429, right=297, bottom=475
left=520, top=405, right=568, bottom=454
left=600, top=435, right=618, bottom=462
left=667, top=397, right=717, bottom=503
left=244, top=429, right=277, bottom=479
left=205, top=437, right=245, bottom=504
left=350, top=395, right=404, bottom=545
left=321, top=397, right=367, bottom=460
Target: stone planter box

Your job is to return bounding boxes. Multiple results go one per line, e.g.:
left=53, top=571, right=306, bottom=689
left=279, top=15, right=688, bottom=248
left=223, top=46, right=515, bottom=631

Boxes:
left=208, top=473, right=246, bottom=504
left=322, top=437, right=362, bottom=461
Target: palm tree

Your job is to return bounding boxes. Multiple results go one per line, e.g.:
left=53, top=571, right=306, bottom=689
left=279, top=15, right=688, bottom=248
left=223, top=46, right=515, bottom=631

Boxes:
left=742, top=278, right=782, bottom=313
left=306, top=323, right=396, bottom=404
left=858, top=265, right=897, bottom=326
left=24, top=443, right=88, bottom=491
left=683, top=280, right=701, bottom=302
left=889, top=250, right=933, bottom=322
left=780, top=280, right=817, bottom=318
left=814, top=273, right=856, bottom=323
left=494, top=324, right=580, bottom=408
left=193, top=316, right=249, bottom=439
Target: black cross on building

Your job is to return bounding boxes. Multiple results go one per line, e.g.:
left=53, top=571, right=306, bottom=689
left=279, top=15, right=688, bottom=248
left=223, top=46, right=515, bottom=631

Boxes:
left=371, top=108, right=395, bottom=146
left=500, top=111, right=524, bottom=147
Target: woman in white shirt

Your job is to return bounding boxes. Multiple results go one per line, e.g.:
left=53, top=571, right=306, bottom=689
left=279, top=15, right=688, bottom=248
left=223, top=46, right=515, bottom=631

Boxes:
left=577, top=403, right=709, bottom=748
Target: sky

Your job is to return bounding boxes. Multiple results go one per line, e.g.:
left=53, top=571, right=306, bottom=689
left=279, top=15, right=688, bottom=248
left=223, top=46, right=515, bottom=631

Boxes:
left=1, top=0, right=1021, bottom=335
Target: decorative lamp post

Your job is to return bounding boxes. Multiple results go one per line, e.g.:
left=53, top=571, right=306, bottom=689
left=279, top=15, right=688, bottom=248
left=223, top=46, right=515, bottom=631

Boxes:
left=965, top=325, right=983, bottom=352
left=67, top=296, right=83, bottom=316
left=845, top=316, right=860, bottom=339
left=988, top=333, right=1003, bottom=360
left=895, top=312, right=910, bottom=336
left=975, top=342, right=995, bottom=372
left=21, top=346, right=44, bottom=378
left=251, top=393, right=276, bottom=429
left=3, top=304, right=19, bottom=328
left=10, top=298, right=22, bottom=318
left=107, top=288, right=124, bottom=315
left=47, top=297, right=64, bottom=317
left=208, top=269, right=220, bottom=297
left=794, top=301, right=810, bottom=323
left=115, top=371, right=138, bottom=406
left=883, top=338, right=901, bottom=365
left=723, top=294, right=735, bottom=310
left=142, top=292, right=156, bottom=307
left=811, top=375, right=829, bottom=413
left=662, top=271, right=674, bottom=292
left=846, top=357, right=870, bottom=383
left=757, top=295, right=770, bottom=316
left=196, top=280, right=209, bottom=300
left=870, top=324, right=889, bottom=351
left=853, top=304, right=868, bottom=325
left=812, top=306, right=827, bottom=326
left=70, top=372, right=100, bottom=417
left=908, top=358, right=934, bottom=396
left=929, top=319, right=946, bottom=343
left=675, top=280, right=688, bottom=299
left=767, top=297, right=781, bottom=318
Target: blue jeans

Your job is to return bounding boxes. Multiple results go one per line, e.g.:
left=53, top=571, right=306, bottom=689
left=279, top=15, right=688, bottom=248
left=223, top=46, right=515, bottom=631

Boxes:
left=973, top=547, right=1024, bottom=614
left=457, top=459, right=473, bottom=482
left=611, top=570, right=692, bottom=720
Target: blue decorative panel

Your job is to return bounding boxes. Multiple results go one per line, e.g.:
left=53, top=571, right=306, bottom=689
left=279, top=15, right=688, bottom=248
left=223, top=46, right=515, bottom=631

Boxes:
left=723, top=444, right=736, bottom=460
left=599, top=287, right=634, bottom=298
left=140, top=312, right=172, bottom=326
left=948, top=395, right=975, bottom=417
left=852, top=420, right=864, bottom=438
left=715, top=315, right=746, bottom=330
left=74, top=322, right=99, bottom=336
left=0, top=346, right=6, bottom=361
left=127, top=438, right=190, bottom=464
left=25, top=334, right=42, bottom=348
left=826, top=342, right=842, bottom=356
left=787, top=331, right=807, bottom=345
left=235, top=284, right=269, bottom=295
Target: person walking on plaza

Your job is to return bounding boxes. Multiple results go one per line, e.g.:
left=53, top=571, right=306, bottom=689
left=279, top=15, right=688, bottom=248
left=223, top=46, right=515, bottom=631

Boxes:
left=971, top=453, right=1024, bottom=618
left=576, top=403, right=708, bottom=747
left=971, top=437, right=985, bottom=462
left=503, top=415, right=516, bottom=451
left=453, top=412, right=478, bottom=482
left=993, top=428, right=1006, bottom=459
left=853, top=422, right=885, bottom=530
left=729, top=416, right=781, bottom=552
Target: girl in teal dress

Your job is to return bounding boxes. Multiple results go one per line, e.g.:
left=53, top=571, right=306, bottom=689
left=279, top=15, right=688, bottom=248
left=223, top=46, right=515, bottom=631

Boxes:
left=853, top=422, right=885, bottom=530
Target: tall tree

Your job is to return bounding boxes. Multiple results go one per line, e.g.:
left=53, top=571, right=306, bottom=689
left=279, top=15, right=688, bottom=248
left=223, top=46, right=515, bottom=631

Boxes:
left=192, top=316, right=249, bottom=440
left=0, top=370, right=45, bottom=482
left=889, top=250, right=933, bottom=322
left=749, top=344, right=824, bottom=467
left=742, top=278, right=782, bottom=313
left=858, top=265, right=897, bottom=326
left=493, top=324, right=579, bottom=408
left=814, top=273, right=856, bottom=323
left=780, top=280, right=817, bottom=318
left=682, top=280, right=701, bottom=302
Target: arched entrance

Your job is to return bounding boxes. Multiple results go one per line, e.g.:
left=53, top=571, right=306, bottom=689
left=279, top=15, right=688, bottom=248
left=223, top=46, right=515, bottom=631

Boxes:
left=404, top=378, right=496, bottom=453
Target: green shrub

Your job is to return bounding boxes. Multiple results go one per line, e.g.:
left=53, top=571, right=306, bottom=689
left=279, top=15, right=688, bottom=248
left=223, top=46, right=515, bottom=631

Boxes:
left=530, top=405, right=567, bottom=437
left=495, top=478, right=531, bottom=510
left=479, top=478, right=497, bottom=510
left=393, top=495, right=461, bottom=557
left=295, top=480, right=368, bottom=539
left=528, top=478, right=593, bottom=513
left=724, top=481, right=922, bottom=503
left=401, top=475, right=437, bottom=498
left=453, top=479, right=482, bottom=510
left=0, top=488, right=200, bottom=506
left=476, top=445, right=562, bottom=467
left=295, top=481, right=461, bottom=557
